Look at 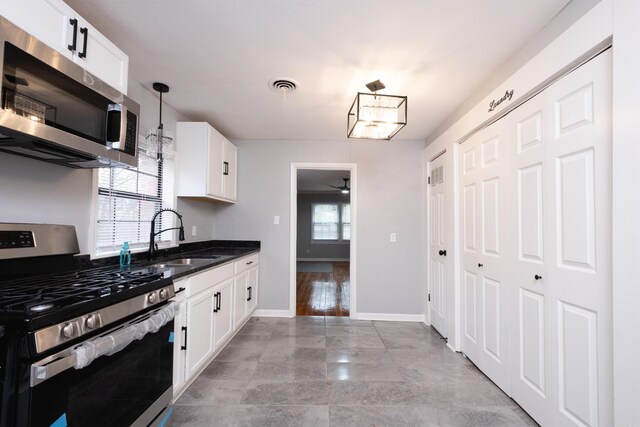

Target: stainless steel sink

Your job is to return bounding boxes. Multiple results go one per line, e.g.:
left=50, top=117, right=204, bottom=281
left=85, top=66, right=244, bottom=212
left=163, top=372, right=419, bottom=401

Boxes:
left=150, top=257, right=220, bottom=269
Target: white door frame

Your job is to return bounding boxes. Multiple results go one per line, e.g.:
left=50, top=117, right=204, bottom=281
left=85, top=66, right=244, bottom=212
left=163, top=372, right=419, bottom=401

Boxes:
left=289, top=163, right=357, bottom=317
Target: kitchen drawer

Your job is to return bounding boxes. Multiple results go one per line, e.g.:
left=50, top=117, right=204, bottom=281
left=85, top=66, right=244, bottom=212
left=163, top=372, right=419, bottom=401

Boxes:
left=234, top=253, right=259, bottom=274
left=187, top=263, right=234, bottom=297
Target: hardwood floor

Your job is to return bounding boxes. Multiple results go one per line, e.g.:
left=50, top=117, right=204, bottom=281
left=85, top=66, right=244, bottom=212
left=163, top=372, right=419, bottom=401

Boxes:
left=296, top=262, right=350, bottom=316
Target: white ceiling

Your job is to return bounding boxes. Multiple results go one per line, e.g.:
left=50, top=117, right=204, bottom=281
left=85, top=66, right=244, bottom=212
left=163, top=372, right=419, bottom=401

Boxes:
left=66, top=0, right=572, bottom=141
left=297, top=170, right=351, bottom=193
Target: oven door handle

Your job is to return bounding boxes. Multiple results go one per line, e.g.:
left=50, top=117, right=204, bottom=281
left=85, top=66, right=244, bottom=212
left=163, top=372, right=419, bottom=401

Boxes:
left=30, top=353, right=78, bottom=387
left=30, top=302, right=177, bottom=387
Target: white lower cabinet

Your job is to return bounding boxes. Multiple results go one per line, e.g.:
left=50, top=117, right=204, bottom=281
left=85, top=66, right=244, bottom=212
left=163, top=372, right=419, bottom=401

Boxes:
left=213, top=278, right=234, bottom=348
left=172, top=252, right=260, bottom=400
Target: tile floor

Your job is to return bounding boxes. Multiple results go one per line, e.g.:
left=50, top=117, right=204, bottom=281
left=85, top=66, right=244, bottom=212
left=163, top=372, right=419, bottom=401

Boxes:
left=172, top=316, right=537, bottom=426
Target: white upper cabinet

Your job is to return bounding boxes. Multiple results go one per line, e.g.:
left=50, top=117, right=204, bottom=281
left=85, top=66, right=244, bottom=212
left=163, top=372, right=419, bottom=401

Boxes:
left=177, top=122, right=238, bottom=203
left=0, top=0, right=129, bottom=94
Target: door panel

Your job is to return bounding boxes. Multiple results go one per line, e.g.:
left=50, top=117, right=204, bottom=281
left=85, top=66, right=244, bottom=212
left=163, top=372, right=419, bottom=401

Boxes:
left=481, top=177, right=500, bottom=256
left=548, top=50, right=612, bottom=426
left=556, top=149, right=596, bottom=271
left=520, top=289, right=545, bottom=396
left=428, top=152, right=447, bottom=337
left=460, top=121, right=509, bottom=392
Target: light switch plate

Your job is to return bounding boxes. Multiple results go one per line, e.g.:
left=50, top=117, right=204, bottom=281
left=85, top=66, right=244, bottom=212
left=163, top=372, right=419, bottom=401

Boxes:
left=191, top=226, right=197, bottom=236
left=274, top=216, right=280, bottom=225
left=390, top=233, right=397, bottom=242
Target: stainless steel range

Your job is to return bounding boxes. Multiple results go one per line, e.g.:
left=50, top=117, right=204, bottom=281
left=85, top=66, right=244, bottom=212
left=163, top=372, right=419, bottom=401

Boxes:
left=0, top=224, right=175, bottom=427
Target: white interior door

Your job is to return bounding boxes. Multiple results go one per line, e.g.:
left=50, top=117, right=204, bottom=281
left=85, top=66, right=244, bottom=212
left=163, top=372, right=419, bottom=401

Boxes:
left=460, top=119, right=511, bottom=393
left=428, top=152, right=447, bottom=337
left=546, top=50, right=612, bottom=427
left=508, top=92, right=550, bottom=426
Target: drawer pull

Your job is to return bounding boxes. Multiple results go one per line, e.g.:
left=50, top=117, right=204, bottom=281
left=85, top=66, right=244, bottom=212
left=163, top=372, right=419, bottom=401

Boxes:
left=246, top=261, right=253, bottom=265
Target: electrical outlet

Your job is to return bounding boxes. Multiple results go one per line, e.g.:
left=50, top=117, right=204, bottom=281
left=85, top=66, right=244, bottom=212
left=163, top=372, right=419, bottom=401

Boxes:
left=390, top=233, right=397, bottom=242
left=274, top=216, right=280, bottom=225
left=191, top=226, right=197, bottom=236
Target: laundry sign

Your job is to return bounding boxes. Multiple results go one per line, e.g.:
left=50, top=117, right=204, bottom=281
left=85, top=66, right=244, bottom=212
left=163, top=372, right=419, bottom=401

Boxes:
left=488, top=89, right=514, bottom=112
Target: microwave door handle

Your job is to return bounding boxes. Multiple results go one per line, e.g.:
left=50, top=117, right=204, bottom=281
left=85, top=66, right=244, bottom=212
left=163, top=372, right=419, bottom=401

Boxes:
left=118, top=105, right=128, bottom=148
left=30, top=353, right=78, bottom=387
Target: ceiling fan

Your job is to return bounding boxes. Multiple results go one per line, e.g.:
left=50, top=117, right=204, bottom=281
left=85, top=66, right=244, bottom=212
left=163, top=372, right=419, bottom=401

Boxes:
left=329, top=178, right=350, bottom=194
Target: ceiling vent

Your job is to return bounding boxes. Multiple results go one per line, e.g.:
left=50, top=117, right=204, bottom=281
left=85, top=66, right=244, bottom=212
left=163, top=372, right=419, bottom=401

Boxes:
left=269, top=78, right=300, bottom=93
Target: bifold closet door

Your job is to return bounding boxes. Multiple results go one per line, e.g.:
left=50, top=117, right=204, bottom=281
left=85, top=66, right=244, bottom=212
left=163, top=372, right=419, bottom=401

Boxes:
left=460, top=119, right=510, bottom=393
left=545, top=50, right=612, bottom=427
left=508, top=91, right=550, bottom=426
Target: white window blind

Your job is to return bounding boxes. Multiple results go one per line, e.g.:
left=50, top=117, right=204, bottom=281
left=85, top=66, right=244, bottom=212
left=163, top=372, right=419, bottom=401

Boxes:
left=312, top=203, right=350, bottom=241
left=96, top=139, right=175, bottom=255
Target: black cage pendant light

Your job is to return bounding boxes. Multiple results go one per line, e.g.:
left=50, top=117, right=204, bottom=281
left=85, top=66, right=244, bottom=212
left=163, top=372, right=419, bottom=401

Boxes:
left=347, top=80, right=407, bottom=140
left=146, top=82, right=174, bottom=161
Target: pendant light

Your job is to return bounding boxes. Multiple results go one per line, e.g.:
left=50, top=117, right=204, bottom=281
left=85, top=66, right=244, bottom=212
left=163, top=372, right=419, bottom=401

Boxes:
left=347, top=80, right=407, bottom=140
left=146, top=82, right=174, bottom=161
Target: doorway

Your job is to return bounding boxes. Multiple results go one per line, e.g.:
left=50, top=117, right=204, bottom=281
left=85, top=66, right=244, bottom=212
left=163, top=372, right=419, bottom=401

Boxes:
left=289, top=163, right=357, bottom=317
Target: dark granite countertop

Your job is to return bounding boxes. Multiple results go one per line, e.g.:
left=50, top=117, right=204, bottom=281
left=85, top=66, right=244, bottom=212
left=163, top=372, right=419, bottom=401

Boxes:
left=73, top=240, right=260, bottom=281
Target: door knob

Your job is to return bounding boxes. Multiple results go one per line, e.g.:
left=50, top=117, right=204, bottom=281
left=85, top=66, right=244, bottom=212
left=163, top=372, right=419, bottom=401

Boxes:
left=534, top=274, right=542, bottom=280
left=478, top=263, right=483, bottom=267
left=439, top=250, right=447, bottom=256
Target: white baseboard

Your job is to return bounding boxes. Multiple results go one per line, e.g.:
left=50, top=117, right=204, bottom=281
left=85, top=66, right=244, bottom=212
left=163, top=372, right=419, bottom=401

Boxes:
left=351, top=312, right=425, bottom=322
left=253, top=309, right=291, bottom=318
left=296, top=258, right=350, bottom=262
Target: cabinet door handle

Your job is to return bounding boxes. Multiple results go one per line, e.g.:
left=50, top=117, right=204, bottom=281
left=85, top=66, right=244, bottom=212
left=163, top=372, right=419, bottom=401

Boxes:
left=181, top=326, right=187, bottom=350
left=534, top=275, right=543, bottom=281
left=68, top=18, right=78, bottom=51
left=478, top=263, right=483, bottom=268
left=79, top=27, right=88, bottom=59
left=213, top=293, right=219, bottom=313
left=216, top=292, right=221, bottom=312
left=438, top=249, right=447, bottom=256
left=175, top=287, right=186, bottom=294
left=223, top=161, right=229, bottom=176
left=246, top=261, right=253, bottom=265
left=247, top=286, right=252, bottom=301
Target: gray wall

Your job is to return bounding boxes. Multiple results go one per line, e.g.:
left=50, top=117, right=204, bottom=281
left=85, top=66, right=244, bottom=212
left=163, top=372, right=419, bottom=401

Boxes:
left=297, top=193, right=350, bottom=261
left=212, top=139, right=426, bottom=316
left=0, top=77, right=216, bottom=255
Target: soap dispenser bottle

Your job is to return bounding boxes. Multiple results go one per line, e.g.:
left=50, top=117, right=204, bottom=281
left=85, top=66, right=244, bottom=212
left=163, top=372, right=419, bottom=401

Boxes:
left=119, top=241, right=131, bottom=271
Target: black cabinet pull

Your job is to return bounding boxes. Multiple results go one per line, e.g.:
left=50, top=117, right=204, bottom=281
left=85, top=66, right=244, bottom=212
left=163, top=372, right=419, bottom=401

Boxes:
left=175, top=287, right=186, bottom=294
left=438, top=250, right=447, bottom=256
left=79, top=27, right=88, bottom=58
left=213, top=293, right=219, bottom=313
left=215, top=292, right=221, bottom=312
left=246, top=261, right=253, bottom=265
left=247, top=286, right=252, bottom=301
left=181, top=326, right=187, bottom=350
left=68, top=18, right=78, bottom=51
left=534, top=274, right=542, bottom=281
left=223, top=161, right=229, bottom=176
left=478, top=263, right=483, bottom=267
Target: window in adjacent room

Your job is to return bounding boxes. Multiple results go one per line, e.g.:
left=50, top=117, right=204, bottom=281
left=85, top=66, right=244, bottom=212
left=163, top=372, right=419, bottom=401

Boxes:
left=94, top=139, right=175, bottom=256
left=312, top=203, right=350, bottom=242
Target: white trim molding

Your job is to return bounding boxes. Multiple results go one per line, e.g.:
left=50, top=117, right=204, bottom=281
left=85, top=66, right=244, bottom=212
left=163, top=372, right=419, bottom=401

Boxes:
left=252, top=310, right=292, bottom=318
left=351, top=312, right=424, bottom=322
left=290, top=163, right=357, bottom=318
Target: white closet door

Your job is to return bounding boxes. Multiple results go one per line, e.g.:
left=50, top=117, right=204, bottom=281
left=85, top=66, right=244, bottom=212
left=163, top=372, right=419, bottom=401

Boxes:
left=547, top=51, right=612, bottom=427
left=460, top=120, right=510, bottom=393
left=429, top=152, right=447, bottom=337
left=508, top=93, right=550, bottom=426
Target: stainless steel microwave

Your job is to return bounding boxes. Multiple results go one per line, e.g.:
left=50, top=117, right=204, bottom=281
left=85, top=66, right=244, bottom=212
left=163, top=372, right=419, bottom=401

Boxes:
left=0, top=17, right=139, bottom=168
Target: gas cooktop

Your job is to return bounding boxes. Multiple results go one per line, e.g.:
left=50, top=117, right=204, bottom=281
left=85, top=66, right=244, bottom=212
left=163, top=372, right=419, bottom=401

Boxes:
left=0, top=267, right=171, bottom=329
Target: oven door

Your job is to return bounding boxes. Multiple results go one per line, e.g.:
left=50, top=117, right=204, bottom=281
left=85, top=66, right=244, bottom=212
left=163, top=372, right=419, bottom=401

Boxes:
left=19, top=306, right=174, bottom=427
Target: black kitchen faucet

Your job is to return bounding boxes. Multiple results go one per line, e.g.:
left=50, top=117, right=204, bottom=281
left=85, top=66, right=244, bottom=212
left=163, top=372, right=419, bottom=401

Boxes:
left=148, top=208, right=185, bottom=259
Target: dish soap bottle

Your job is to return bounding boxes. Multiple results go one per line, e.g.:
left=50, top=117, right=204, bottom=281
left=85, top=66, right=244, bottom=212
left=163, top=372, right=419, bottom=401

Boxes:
left=119, top=241, right=131, bottom=271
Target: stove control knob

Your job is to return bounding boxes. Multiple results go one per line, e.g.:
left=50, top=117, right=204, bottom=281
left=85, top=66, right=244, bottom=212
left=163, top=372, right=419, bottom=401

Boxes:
left=61, top=323, right=75, bottom=339
left=85, top=314, right=98, bottom=330
left=159, top=288, right=169, bottom=300
left=147, top=292, right=158, bottom=304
